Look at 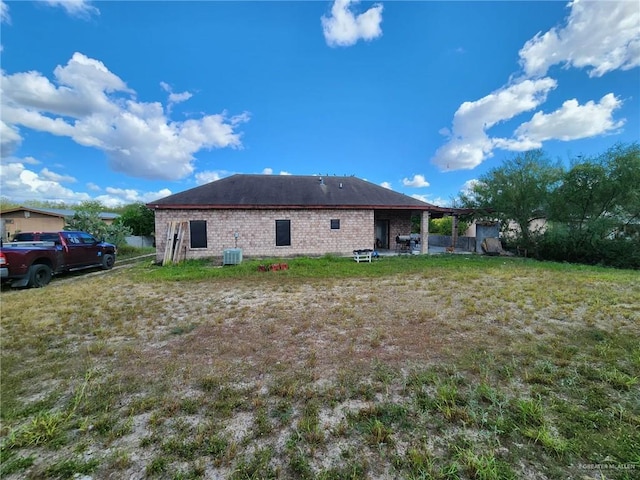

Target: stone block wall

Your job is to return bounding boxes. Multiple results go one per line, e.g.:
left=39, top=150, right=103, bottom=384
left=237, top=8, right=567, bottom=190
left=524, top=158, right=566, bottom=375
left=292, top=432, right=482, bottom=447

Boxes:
left=155, top=208, right=375, bottom=262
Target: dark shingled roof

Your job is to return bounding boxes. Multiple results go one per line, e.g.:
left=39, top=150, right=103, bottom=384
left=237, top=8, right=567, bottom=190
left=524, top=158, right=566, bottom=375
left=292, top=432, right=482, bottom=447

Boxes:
left=148, top=174, right=443, bottom=211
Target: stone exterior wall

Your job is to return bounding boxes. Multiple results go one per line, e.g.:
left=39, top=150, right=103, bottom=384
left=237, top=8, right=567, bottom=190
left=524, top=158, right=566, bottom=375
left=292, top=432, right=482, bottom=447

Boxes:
left=155, top=208, right=376, bottom=262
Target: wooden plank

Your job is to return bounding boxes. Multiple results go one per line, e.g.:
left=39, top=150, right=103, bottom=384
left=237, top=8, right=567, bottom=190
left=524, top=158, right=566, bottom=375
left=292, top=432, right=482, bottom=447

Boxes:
left=162, top=221, right=176, bottom=266
left=173, top=221, right=187, bottom=264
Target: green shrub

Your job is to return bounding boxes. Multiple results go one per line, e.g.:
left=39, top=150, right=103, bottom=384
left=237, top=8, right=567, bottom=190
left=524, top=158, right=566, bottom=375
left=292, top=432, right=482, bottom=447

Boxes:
left=535, top=226, right=640, bottom=269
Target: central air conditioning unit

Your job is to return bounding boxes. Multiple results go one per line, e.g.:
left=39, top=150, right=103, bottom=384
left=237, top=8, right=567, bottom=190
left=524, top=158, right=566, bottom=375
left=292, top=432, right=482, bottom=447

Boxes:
left=223, top=248, right=243, bottom=265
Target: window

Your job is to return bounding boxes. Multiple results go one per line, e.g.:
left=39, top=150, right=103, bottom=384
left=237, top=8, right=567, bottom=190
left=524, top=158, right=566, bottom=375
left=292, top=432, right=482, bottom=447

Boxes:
left=78, top=232, right=97, bottom=244
left=66, top=233, right=81, bottom=244
left=190, top=220, right=207, bottom=248
left=275, top=220, right=291, bottom=246
left=330, top=219, right=340, bottom=230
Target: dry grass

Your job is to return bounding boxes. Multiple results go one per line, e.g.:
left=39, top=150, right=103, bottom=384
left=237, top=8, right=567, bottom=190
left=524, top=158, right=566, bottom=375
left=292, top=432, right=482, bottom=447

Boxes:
left=1, top=256, right=639, bottom=479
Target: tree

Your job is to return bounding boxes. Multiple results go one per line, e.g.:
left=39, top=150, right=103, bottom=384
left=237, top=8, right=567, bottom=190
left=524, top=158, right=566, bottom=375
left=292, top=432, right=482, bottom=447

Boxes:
left=550, top=143, right=640, bottom=238
left=66, top=201, right=107, bottom=236
left=428, top=216, right=469, bottom=236
left=460, top=150, right=563, bottom=248
left=65, top=201, right=131, bottom=247
left=116, top=203, right=155, bottom=236
left=540, top=143, right=640, bottom=267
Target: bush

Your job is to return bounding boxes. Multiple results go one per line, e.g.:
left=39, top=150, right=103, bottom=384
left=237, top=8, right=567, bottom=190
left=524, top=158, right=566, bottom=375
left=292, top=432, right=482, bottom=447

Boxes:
left=536, top=226, right=640, bottom=269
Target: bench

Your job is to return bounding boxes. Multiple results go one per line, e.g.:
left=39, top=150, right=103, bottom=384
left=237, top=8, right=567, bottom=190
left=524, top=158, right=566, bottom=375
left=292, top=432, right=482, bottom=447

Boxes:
left=353, top=249, right=373, bottom=263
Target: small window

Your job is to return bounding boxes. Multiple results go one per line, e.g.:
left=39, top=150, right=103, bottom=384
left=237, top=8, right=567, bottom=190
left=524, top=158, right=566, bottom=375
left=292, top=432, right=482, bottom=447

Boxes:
left=275, top=220, right=291, bottom=246
left=330, top=219, right=340, bottom=230
left=190, top=220, right=207, bottom=248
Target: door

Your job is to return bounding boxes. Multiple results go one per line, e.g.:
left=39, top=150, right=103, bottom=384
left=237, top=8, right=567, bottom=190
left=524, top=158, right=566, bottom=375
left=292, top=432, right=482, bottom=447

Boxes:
left=62, top=232, right=101, bottom=267
left=375, top=220, right=389, bottom=249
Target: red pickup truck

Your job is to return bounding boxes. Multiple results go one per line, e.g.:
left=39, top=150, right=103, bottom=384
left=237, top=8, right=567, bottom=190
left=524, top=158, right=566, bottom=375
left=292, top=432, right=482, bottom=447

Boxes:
left=0, top=231, right=117, bottom=288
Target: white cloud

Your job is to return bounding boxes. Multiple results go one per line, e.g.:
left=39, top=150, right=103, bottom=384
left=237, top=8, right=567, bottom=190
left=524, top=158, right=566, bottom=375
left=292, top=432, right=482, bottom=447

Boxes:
left=168, top=91, right=193, bottom=104
left=195, top=170, right=223, bottom=185
left=519, top=0, right=640, bottom=78
left=410, top=193, right=449, bottom=207
left=402, top=174, right=430, bottom=188
left=22, top=156, right=40, bottom=165
left=432, top=78, right=557, bottom=170
left=0, top=162, right=91, bottom=204
left=321, top=0, right=383, bottom=47
left=261, top=168, right=291, bottom=176
left=0, top=120, right=22, bottom=156
left=98, top=186, right=172, bottom=207
left=502, top=93, right=624, bottom=149
left=160, top=81, right=193, bottom=113
left=0, top=160, right=172, bottom=206
left=40, top=167, right=76, bottom=183
left=1, top=52, right=250, bottom=181
left=380, top=181, right=392, bottom=189
left=1, top=0, right=10, bottom=24
left=45, top=0, right=100, bottom=19
left=433, top=0, right=635, bottom=171
left=461, top=179, right=479, bottom=196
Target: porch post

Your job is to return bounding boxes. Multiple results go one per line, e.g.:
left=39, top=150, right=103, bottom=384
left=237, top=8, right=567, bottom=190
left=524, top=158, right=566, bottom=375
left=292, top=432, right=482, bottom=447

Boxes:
left=451, top=214, right=459, bottom=250
left=421, top=210, right=430, bottom=254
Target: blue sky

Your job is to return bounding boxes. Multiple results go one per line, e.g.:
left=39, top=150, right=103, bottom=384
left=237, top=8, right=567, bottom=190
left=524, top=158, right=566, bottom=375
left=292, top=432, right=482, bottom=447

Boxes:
left=1, top=0, right=638, bottom=208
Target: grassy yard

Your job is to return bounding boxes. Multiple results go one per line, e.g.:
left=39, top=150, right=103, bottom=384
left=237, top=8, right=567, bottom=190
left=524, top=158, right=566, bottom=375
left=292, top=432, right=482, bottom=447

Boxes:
left=1, top=255, right=638, bottom=479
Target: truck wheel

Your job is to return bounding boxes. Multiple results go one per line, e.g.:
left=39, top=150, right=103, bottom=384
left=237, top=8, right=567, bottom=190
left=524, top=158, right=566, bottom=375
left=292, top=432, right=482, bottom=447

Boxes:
left=28, top=264, right=52, bottom=288
left=101, top=254, right=115, bottom=270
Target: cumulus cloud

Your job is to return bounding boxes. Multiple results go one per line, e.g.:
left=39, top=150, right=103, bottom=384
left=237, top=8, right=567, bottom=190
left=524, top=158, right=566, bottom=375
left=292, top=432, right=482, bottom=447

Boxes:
left=502, top=93, right=624, bottom=149
left=0, top=160, right=172, bottom=206
left=402, top=174, right=430, bottom=188
left=433, top=78, right=557, bottom=170
left=0, top=162, right=91, bottom=204
left=433, top=0, right=635, bottom=171
left=322, top=0, right=383, bottom=47
left=1, top=52, right=250, bottom=181
left=44, top=0, right=100, bottom=19
left=380, top=181, right=393, bottom=189
left=519, top=0, right=640, bottom=78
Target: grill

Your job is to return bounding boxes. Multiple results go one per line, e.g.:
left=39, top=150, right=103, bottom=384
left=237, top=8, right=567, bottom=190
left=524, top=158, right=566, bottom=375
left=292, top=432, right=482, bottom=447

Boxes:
left=395, top=234, right=421, bottom=253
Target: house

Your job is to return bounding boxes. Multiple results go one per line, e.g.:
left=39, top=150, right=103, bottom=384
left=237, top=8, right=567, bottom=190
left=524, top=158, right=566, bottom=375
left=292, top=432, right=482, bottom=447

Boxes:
left=147, top=174, right=460, bottom=262
left=0, top=207, right=119, bottom=241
